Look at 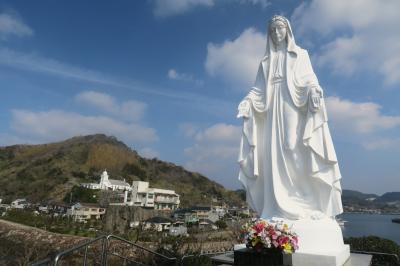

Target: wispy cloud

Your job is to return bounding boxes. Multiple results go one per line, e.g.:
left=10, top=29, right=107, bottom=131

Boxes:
left=238, top=0, right=271, bottom=8
left=0, top=47, right=234, bottom=118
left=153, top=0, right=214, bottom=17
left=0, top=11, right=33, bottom=39
left=152, top=0, right=271, bottom=17
left=0, top=48, right=123, bottom=86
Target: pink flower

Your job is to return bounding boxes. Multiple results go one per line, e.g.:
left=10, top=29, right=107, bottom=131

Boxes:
left=253, top=222, right=265, bottom=233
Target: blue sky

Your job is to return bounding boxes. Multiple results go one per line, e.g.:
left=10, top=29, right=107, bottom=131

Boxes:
left=0, top=0, right=399, bottom=195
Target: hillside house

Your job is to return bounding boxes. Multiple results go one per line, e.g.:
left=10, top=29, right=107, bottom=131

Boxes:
left=144, top=216, right=173, bottom=232
left=81, top=170, right=131, bottom=191
left=127, top=181, right=180, bottom=210
left=11, top=199, right=30, bottom=209
left=173, top=206, right=219, bottom=224
left=169, top=222, right=187, bottom=236
left=66, top=202, right=106, bottom=222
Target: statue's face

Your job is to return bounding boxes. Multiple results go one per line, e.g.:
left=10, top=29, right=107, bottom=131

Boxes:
left=269, top=20, right=287, bottom=45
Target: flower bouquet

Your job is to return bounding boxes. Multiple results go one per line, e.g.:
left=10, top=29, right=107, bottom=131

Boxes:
left=235, top=219, right=299, bottom=266
left=243, top=219, right=299, bottom=253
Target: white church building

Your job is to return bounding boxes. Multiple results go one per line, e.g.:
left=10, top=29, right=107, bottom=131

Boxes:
left=81, top=170, right=131, bottom=191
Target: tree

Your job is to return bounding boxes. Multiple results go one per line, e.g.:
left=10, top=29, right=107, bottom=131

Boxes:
left=215, top=220, right=227, bottom=230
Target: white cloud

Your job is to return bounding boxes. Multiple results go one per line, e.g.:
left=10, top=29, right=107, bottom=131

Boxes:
left=153, top=0, right=214, bottom=17
left=326, top=96, right=400, bottom=135
left=139, top=147, right=160, bottom=159
left=75, top=90, right=147, bottom=122
left=194, top=123, right=241, bottom=142
left=167, top=68, right=203, bottom=86
left=205, top=27, right=265, bottom=90
left=10, top=109, right=158, bottom=145
left=75, top=90, right=116, bottom=113
left=292, top=0, right=400, bottom=85
left=0, top=12, right=33, bottom=39
left=183, top=123, right=241, bottom=189
left=325, top=96, right=400, bottom=151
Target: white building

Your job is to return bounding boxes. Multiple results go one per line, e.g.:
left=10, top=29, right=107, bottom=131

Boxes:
left=66, top=202, right=106, bottom=222
left=11, top=199, right=29, bottom=209
left=126, top=181, right=180, bottom=210
left=81, top=170, right=131, bottom=191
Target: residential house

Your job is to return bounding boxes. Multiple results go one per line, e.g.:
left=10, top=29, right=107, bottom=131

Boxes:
left=66, top=203, right=106, bottom=222
left=11, top=199, right=29, bottom=209
left=128, top=181, right=180, bottom=210
left=144, top=216, right=173, bottom=232
left=173, top=206, right=219, bottom=224
left=169, top=222, right=188, bottom=236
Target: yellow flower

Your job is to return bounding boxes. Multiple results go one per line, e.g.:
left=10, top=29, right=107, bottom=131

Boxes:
left=251, top=237, right=260, bottom=247
left=283, top=243, right=292, bottom=254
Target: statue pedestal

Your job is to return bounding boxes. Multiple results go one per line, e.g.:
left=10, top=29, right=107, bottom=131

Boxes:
left=289, top=218, right=350, bottom=266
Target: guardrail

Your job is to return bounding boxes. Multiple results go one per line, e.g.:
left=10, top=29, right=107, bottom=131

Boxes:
left=28, top=239, right=400, bottom=266
left=29, top=234, right=177, bottom=266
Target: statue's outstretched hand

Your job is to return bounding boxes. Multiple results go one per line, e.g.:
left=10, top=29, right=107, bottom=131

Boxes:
left=237, top=99, right=251, bottom=118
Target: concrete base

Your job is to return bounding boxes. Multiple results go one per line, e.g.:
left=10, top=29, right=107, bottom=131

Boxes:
left=235, top=218, right=351, bottom=265
left=289, top=218, right=350, bottom=266
left=289, top=245, right=350, bottom=266
left=210, top=252, right=371, bottom=266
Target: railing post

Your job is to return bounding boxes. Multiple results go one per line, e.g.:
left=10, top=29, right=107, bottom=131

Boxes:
left=101, top=236, right=108, bottom=266
left=83, top=245, right=88, bottom=266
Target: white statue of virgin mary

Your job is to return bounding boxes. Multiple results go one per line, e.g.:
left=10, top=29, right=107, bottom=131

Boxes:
left=237, top=15, right=343, bottom=221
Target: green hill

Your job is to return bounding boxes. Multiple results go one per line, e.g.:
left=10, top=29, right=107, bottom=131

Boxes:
left=0, top=134, right=244, bottom=207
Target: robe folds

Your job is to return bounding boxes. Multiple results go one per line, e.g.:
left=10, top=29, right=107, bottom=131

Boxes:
left=238, top=21, right=343, bottom=220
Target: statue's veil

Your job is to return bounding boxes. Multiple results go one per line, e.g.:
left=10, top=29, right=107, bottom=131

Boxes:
left=264, top=15, right=297, bottom=58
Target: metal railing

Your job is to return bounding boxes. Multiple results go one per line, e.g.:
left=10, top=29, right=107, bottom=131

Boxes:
left=29, top=234, right=177, bottom=266
left=352, top=250, right=400, bottom=266
left=29, top=238, right=400, bottom=266
left=181, top=251, right=234, bottom=266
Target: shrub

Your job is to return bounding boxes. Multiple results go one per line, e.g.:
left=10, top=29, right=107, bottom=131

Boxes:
left=345, top=236, right=400, bottom=266
left=215, top=220, right=228, bottom=229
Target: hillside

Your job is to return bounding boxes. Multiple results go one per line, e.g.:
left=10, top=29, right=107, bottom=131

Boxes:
left=342, top=189, right=378, bottom=204
left=375, top=192, right=400, bottom=203
left=0, top=134, right=244, bottom=207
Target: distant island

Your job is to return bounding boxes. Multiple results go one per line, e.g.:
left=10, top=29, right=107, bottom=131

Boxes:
left=342, top=189, right=400, bottom=214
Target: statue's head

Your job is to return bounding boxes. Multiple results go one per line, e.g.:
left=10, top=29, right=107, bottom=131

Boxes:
left=268, top=15, right=288, bottom=46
